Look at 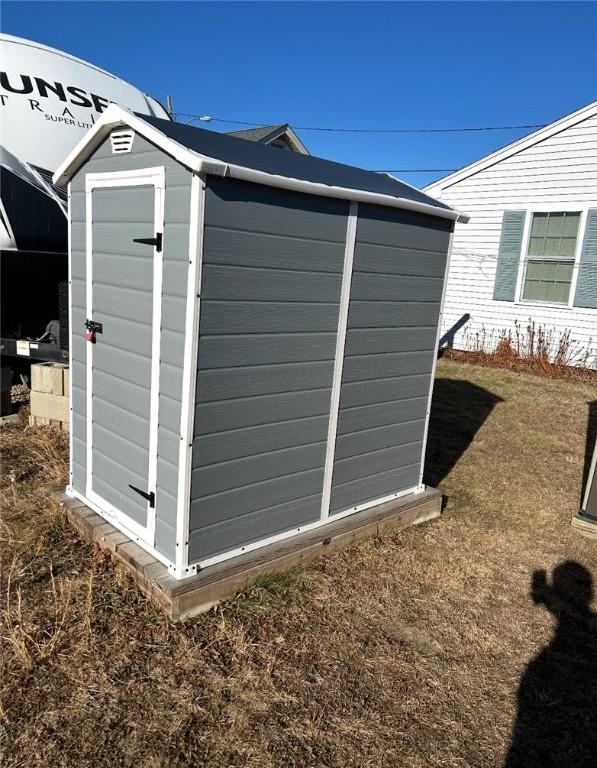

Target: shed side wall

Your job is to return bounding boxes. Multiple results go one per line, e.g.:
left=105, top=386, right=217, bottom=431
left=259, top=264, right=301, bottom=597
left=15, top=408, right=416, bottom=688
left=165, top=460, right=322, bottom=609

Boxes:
left=330, top=204, right=451, bottom=512
left=69, top=133, right=192, bottom=561
left=188, top=178, right=348, bottom=564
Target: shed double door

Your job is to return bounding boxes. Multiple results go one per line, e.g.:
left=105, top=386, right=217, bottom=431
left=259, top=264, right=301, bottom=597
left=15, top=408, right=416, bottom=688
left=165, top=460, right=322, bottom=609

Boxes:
left=85, top=169, right=164, bottom=545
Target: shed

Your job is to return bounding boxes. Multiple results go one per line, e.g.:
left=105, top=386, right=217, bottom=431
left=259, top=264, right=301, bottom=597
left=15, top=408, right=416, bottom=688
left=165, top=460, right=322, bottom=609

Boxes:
left=53, top=105, right=466, bottom=582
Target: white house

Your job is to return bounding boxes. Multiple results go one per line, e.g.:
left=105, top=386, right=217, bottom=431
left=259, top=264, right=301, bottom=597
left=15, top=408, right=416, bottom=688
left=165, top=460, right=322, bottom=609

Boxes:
left=424, top=101, right=597, bottom=368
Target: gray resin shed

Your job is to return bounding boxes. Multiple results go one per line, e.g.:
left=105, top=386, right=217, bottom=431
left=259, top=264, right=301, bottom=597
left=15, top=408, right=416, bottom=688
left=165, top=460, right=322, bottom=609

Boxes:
left=54, top=105, right=466, bottom=581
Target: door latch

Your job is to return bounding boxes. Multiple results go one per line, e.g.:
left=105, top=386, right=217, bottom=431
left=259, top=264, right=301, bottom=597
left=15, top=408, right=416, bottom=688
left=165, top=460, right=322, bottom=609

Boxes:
left=129, top=484, right=155, bottom=508
left=84, top=319, right=103, bottom=343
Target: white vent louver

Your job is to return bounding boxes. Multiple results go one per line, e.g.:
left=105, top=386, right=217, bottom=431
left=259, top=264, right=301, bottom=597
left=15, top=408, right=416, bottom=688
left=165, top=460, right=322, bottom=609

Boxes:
left=110, top=130, right=135, bottom=154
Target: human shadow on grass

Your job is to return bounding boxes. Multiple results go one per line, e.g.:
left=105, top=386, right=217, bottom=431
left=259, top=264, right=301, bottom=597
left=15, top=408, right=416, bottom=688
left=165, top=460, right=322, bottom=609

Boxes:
left=505, top=562, right=597, bottom=768
left=422, top=378, right=504, bottom=487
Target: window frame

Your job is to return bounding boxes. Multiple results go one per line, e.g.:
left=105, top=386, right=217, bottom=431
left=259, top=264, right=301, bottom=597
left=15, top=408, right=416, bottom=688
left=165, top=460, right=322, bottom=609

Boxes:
left=511, top=204, right=589, bottom=310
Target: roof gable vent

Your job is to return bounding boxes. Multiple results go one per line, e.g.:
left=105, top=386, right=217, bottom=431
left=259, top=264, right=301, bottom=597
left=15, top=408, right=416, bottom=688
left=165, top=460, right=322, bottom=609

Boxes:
left=110, top=129, right=135, bottom=154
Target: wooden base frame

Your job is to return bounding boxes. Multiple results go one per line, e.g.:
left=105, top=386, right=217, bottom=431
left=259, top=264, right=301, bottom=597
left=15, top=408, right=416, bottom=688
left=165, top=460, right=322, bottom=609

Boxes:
left=56, top=486, right=442, bottom=622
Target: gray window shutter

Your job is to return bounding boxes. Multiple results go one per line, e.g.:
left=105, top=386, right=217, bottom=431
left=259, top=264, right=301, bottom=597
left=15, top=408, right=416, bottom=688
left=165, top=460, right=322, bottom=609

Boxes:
left=574, top=209, right=597, bottom=309
left=493, top=210, right=525, bottom=301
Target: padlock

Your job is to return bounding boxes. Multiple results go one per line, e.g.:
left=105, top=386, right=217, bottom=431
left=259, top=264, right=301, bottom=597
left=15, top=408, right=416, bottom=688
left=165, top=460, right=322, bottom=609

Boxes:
left=84, top=330, right=95, bottom=343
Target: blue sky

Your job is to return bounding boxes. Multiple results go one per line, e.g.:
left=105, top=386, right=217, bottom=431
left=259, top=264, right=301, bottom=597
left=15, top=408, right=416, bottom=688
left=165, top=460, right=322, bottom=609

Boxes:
left=3, top=1, right=596, bottom=187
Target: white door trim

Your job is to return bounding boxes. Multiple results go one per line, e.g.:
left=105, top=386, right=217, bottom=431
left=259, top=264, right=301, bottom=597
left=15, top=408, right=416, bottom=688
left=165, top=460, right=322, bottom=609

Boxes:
left=84, top=166, right=165, bottom=547
left=320, top=201, right=359, bottom=520
left=67, top=182, right=74, bottom=490
left=582, top=442, right=597, bottom=513
left=66, top=485, right=174, bottom=570
left=418, top=228, right=454, bottom=488
left=171, top=172, right=206, bottom=579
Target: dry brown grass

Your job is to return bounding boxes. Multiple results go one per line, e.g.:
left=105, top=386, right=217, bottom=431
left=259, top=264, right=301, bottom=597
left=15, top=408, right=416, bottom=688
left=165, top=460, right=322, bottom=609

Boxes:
left=1, top=359, right=596, bottom=767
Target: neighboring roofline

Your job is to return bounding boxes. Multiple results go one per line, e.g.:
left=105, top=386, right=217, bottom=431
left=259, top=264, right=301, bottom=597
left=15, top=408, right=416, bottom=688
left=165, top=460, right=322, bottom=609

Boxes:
left=53, top=105, right=468, bottom=222
left=227, top=123, right=310, bottom=154
left=272, top=125, right=309, bottom=155
left=226, top=124, right=280, bottom=141
left=424, top=100, right=597, bottom=195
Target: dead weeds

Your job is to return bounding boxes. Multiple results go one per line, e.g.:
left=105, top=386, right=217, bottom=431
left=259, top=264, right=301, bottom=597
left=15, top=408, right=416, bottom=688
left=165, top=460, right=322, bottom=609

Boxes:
left=1, top=360, right=596, bottom=767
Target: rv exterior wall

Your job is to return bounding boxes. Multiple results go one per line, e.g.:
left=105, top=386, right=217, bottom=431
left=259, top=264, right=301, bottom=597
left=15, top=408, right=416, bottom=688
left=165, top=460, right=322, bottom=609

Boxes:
left=0, top=34, right=168, bottom=174
left=425, top=111, right=597, bottom=367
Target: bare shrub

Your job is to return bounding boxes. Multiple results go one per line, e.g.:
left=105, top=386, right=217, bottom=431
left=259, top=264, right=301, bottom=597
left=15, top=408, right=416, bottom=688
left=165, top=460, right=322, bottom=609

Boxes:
left=444, top=320, right=597, bottom=383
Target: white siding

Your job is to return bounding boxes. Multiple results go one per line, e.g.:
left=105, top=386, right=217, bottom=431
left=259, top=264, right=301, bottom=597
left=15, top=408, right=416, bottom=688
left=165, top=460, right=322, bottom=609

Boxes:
left=426, top=111, right=597, bottom=368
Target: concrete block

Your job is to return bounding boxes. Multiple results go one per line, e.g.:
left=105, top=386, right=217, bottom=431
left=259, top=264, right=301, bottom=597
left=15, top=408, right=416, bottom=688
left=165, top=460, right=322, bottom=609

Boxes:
left=30, top=390, right=69, bottom=423
left=30, top=363, right=68, bottom=396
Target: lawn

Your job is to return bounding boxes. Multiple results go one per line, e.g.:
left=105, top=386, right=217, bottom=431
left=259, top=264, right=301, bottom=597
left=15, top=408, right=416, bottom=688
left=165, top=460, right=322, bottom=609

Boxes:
left=1, top=359, right=596, bottom=768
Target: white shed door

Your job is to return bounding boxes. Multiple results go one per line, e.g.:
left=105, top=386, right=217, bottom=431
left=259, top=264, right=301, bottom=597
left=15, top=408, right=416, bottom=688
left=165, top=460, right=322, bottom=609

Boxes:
left=84, top=170, right=164, bottom=545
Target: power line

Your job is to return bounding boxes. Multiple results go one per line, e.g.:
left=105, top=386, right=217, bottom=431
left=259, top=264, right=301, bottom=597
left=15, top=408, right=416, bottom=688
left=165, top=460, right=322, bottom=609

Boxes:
left=371, top=168, right=458, bottom=173
left=173, top=112, right=547, bottom=134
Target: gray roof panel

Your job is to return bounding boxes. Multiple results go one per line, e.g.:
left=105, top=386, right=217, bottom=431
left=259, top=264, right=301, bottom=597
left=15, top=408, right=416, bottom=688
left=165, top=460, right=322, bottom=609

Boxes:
left=137, top=114, right=451, bottom=211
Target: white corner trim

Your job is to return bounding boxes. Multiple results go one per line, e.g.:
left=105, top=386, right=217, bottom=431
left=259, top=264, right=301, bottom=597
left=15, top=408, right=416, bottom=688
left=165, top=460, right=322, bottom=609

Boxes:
left=52, top=104, right=466, bottom=223
left=172, top=172, right=205, bottom=580
left=67, top=182, right=73, bottom=486
left=418, top=228, right=454, bottom=487
left=320, top=201, right=358, bottom=520
left=582, top=443, right=597, bottom=513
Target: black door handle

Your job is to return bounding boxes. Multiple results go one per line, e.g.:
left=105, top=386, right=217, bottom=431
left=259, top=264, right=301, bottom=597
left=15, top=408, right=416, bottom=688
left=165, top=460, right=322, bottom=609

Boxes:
left=132, top=232, right=162, bottom=251
left=129, top=485, right=155, bottom=508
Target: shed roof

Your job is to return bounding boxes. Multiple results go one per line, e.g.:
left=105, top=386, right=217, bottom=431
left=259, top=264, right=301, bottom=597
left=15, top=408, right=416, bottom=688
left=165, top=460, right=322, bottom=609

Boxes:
left=53, top=105, right=467, bottom=222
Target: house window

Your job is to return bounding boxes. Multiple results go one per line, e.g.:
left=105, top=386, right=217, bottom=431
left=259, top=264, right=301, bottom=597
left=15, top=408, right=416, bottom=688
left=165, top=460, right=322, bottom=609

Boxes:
left=522, top=212, right=581, bottom=303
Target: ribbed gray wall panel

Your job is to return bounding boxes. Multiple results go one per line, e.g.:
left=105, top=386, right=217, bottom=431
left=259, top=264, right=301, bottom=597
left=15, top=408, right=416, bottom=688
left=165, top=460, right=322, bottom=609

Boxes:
left=329, top=204, right=451, bottom=513
left=69, top=134, right=192, bottom=562
left=189, top=178, right=348, bottom=563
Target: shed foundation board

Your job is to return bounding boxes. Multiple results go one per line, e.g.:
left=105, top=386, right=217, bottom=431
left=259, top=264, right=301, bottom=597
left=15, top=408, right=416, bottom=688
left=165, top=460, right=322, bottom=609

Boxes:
left=571, top=514, right=597, bottom=540
left=56, top=487, right=442, bottom=621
